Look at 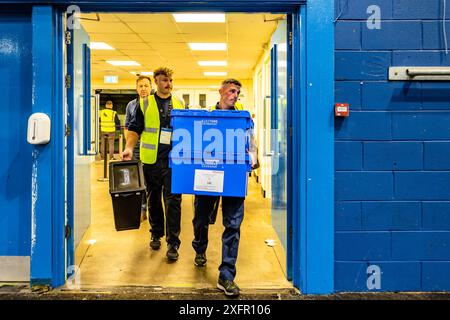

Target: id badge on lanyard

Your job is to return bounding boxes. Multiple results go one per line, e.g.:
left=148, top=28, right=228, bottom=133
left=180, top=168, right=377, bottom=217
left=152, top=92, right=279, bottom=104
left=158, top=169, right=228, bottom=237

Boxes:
left=160, top=127, right=172, bottom=145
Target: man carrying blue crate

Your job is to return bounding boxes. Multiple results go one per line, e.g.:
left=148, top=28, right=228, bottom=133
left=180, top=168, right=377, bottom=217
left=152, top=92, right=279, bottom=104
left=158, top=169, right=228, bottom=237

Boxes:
left=122, top=67, right=185, bottom=262
left=192, top=79, right=258, bottom=297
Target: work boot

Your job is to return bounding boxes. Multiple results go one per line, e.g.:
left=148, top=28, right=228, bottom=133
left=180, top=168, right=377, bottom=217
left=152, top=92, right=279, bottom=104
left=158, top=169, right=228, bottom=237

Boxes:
left=149, top=236, right=161, bottom=250
left=166, top=245, right=179, bottom=261
left=217, top=277, right=240, bottom=297
left=194, top=253, right=207, bottom=267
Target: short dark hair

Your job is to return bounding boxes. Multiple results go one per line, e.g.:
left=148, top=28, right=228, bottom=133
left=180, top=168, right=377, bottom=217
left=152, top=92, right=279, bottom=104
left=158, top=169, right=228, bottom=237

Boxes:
left=153, top=67, right=174, bottom=79
left=221, top=78, right=242, bottom=88
left=136, top=75, right=152, bottom=85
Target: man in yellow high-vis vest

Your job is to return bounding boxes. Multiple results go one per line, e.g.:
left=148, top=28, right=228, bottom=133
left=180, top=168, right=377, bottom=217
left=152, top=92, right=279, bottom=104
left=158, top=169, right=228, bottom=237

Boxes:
left=122, top=67, right=185, bottom=261
left=100, top=100, right=120, bottom=160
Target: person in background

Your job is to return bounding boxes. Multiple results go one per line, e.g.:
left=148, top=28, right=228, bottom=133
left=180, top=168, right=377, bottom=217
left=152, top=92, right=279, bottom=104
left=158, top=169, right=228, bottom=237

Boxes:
left=100, top=100, right=120, bottom=160
left=124, top=75, right=153, bottom=222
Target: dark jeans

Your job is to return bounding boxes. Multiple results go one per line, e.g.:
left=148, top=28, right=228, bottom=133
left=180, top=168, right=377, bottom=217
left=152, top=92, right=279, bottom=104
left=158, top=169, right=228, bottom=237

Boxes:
left=143, top=158, right=182, bottom=248
left=193, top=195, right=245, bottom=281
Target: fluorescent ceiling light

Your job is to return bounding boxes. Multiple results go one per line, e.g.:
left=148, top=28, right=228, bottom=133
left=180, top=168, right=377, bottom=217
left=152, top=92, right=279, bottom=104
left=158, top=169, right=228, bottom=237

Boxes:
left=90, top=42, right=114, bottom=50
left=173, top=13, right=225, bottom=23
left=189, top=43, right=227, bottom=51
left=104, top=75, right=119, bottom=84
left=204, top=72, right=227, bottom=76
left=106, top=60, right=140, bottom=66
left=198, top=61, right=227, bottom=67
left=130, top=71, right=154, bottom=76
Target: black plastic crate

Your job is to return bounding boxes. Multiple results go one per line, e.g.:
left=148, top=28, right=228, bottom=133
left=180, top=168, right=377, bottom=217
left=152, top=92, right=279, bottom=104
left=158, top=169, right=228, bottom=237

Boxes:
left=109, top=160, right=146, bottom=231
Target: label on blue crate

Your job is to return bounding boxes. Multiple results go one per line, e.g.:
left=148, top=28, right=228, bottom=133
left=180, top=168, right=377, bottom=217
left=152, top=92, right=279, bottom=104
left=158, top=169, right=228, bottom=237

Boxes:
left=193, top=169, right=224, bottom=193
left=160, top=128, right=172, bottom=145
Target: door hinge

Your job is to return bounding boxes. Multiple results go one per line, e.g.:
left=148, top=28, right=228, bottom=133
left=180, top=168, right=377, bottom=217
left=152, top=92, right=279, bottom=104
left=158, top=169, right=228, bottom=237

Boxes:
left=65, top=225, right=71, bottom=239
left=289, top=226, right=293, bottom=239
left=289, top=31, right=293, bottom=46
left=65, top=74, right=71, bottom=88
left=289, top=126, right=293, bottom=137
left=289, top=76, right=293, bottom=89
left=65, top=31, right=71, bottom=45
left=65, top=124, right=71, bottom=137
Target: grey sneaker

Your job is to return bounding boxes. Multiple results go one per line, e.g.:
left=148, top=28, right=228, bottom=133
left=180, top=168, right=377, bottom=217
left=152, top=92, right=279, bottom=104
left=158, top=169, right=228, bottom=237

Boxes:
left=149, top=236, right=161, bottom=250
left=217, top=277, right=240, bottom=297
left=194, top=253, right=207, bottom=267
left=166, top=245, right=179, bottom=261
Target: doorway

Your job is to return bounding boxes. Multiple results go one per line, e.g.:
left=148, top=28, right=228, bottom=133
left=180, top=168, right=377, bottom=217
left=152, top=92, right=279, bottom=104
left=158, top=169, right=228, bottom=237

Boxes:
left=28, top=0, right=334, bottom=295
left=66, top=11, right=292, bottom=290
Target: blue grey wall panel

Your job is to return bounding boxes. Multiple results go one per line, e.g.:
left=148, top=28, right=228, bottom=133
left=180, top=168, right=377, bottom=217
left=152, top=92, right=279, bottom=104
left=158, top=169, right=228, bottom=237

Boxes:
left=361, top=82, right=421, bottom=111
left=335, top=0, right=450, bottom=292
left=335, top=202, right=362, bottom=231
left=422, top=83, right=450, bottom=110
left=363, top=142, right=423, bottom=170
left=392, top=232, right=450, bottom=260
left=424, top=142, right=450, bottom=170
left=335, top=172, right=394, bottom=200
left=335, top=232, right=391, bottom=260
left=335, top=261, right=421, bottom=292
left=393, top=0, right=449, bottom=19
left=422, top=202, right=450, bottom=231
left=335, top=112, right=391, bottom=140
left=335, top=51, right=391, bottom=80
left=362, top=22, right=422, bottom=50
left=361, top=202, right=421, bottom=231
left=393, top=51, right=450, bottom=66
left=0, top=14, right=31, bottom=256
left=335, top=0, right=393, bottom=20
left=392, top=112, right=450, bottom=140
left=423, top=21, right=450, bottom=49
left=335, top=81, right=362, bottom=110
left=422, top=262, right=450, bottom=291
left=335, top=141, right=363, bottom=170
left=335, top=22, right=361, bottom=50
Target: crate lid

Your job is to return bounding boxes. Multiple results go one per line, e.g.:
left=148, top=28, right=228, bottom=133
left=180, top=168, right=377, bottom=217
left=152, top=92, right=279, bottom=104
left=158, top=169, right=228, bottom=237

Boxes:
left=171, top=109, right=251, bottom=119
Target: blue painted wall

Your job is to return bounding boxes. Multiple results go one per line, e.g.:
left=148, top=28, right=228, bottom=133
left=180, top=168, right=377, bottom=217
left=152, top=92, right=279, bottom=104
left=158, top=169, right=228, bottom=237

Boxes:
left=335, top=0, right=450, bottom=291
left=0, top=14, right=32, bottom=257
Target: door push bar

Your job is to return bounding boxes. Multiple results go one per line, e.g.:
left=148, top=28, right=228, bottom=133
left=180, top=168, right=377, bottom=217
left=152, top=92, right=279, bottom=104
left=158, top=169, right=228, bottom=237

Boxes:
left=389, top=67, right=450, bottom=81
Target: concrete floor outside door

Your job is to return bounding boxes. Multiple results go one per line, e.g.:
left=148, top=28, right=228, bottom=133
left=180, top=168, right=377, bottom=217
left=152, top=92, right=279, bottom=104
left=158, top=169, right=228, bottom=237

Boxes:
left=74, top=160, right=292, bottom=291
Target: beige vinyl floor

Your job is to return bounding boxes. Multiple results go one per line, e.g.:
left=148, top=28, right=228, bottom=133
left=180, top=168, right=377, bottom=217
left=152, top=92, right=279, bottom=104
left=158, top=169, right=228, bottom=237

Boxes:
left=74, top=160, right=292, bottom=290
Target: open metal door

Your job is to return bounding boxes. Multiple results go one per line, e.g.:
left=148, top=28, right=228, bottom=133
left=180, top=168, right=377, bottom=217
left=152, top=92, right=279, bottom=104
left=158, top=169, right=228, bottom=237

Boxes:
left=65, top=15, right=92, bottom=278
left=269, top=19, right=292, bottom=279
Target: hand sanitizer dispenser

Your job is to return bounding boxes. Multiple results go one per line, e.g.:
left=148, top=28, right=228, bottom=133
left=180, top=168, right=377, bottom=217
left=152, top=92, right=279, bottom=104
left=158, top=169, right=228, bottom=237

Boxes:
left=27, top=113, right=51, bottom=145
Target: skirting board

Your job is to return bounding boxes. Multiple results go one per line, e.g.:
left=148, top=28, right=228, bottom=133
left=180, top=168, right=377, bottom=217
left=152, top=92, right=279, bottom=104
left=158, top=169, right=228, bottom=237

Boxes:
left=0, top=256, right=30, bottom=282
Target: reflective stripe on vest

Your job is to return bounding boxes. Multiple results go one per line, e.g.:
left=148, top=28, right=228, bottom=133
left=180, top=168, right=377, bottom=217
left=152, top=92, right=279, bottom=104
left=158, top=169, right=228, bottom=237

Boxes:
left=100, top=109, right=116, bottom=133
left=140, top=95, right=185, bottom=164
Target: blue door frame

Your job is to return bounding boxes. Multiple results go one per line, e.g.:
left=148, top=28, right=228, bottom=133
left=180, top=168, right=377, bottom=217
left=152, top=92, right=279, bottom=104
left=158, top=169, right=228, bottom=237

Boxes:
left=21, top=0, right=334, bottom=294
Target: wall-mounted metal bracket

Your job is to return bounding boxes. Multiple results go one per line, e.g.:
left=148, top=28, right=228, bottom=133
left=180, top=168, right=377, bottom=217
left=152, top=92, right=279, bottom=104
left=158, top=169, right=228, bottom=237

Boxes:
left=389, top=67, right=450, bottom=81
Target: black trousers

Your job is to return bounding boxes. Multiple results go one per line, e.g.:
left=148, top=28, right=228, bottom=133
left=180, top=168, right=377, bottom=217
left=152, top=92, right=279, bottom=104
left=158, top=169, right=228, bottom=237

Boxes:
left=143, top=158, right=182, bottom=247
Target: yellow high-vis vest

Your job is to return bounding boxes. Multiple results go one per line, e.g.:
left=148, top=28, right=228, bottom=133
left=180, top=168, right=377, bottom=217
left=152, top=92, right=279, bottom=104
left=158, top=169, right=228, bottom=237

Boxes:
left=139, top=95, right=184, bottom=164
left=100, top=108, right=117, bottom=133
left=209, top=102, right=244, bottom=111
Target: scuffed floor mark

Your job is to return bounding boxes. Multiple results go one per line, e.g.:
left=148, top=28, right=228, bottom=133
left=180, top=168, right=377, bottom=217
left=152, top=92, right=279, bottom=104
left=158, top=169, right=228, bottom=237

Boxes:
left=31, top=149, right=39, bottom=255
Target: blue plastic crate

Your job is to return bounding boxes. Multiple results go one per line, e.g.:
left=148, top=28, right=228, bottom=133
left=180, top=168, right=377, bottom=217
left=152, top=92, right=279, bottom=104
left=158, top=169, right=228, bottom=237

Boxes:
left=169, top=109, right=253, bottom=197
left=170, top=109, right=253, bottom=154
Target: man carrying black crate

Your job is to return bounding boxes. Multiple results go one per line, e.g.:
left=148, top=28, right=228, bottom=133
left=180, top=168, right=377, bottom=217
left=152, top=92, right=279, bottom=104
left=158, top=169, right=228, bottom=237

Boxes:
left=124, top=75, right=153, bottom=223
left=192, top=79, right=259, bottom=297
left=122, top=67, right=185, bottom=262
